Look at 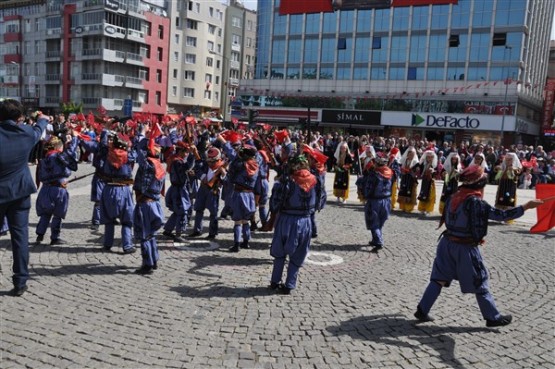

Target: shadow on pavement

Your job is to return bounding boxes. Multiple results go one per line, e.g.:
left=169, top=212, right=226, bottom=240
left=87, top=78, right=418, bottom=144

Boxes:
left=327, top=314, right=492, bottom=369
left=30, top=263, right=133, bottom=276
left=171, top=282, right=275, bottom=298
left=187, top=254, right=272, bottom=278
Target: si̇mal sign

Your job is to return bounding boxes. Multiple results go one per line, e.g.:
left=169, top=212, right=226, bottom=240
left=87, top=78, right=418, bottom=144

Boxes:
left=304, top=251, right=344, bottom=266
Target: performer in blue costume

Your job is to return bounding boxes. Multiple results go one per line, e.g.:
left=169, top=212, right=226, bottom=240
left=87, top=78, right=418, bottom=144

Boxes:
left=269, top=155, right=317, bottom=295
left=414, top=165, right=542, bottom=327
left=35, top=134, right=78, bottom=245
left=133, top=137, right=166, bottom=274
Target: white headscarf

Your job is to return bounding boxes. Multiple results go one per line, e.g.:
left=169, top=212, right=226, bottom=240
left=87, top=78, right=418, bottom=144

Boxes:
left=419, top=149, right=438, bottom=169
left=501, top=152, right=523, bottom=171
left=470, top=152, right=487, bottom=169
left=334, top=141, right=350, bottom=164
left=443, top=152, right=462, bottom=174
left=400, top=146, right=419, bottom=168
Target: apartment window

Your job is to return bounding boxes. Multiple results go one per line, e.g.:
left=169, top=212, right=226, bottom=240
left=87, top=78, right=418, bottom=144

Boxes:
left=195, top=3, right=200, bottom=12
left=247, top=20, right=253, bottom=31
left=207, top=41, right=214, bottom=52
left=184, top=88, right=194, bottom=98
left=174, top=34, right=180, bottom=44
left=215, top=92, right=219, bottom=102
left=449, top=34, right=460, bottom=47
left=232, top=16, right=241, bottom=28
left=216, top=9, right=223, bottom=20
left=157, top=47, right=163, bottom=61
left=139, top=92, right=148, bottom=104
left=172, top=86, right=177, bottom=96
left=184, top=71, right=195, bottom=80
left=204, top=90, right=211, bottom=99
left=186, top=36, right=197, bottom=47
left=246, top=55, right=251, bottom=65
left=209, top=7, right=214, bottom=17
left=232, top=34, right=241, bottom=45
left=208, top=24, right=216, bottom=35
left=175, top=16, right=180, bottom=28
left=372, top=37, right=382, bottom=49
left=187, top=19, right=198, bottom=30
left=205, top=74, right=212, bottom=83
left=158, top=25, right=164, bottom=39
left=246, top=37, right=252, bottom=48
left=215, top=76, right=220, bottom=84
left=206, top=57, right=213, bottom=67
left=188, top=1, right=193, bottom=10
left=156, top=69, right=162, bottom=83
left=174, top=51, right=179, bottom=61
left=218, top=28, right=222, bottom=37
left=173, top=69, right=178, bottom=79
left=155, top=91, right=161, bottom=105
left=185, top=54, right=196, bottom=64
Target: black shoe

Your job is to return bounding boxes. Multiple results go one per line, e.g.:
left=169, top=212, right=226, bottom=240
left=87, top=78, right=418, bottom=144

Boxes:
left=153, top=262, right=158, bottom=270
left=250, top=222, right=258, bottom=232
left=205, top=234, right=216, bottom=240
left=188, top=231, right=202, bottom=238
left=10, top=285, right=28, bottom=297
left=35, top=234, right=44, bottom=244
left=370, top=245, right=383, bottom=253
left=135, top=265, right=154, bottom=275
left=414, top=306, right=434, bottom=322
left=162, top=230, right=175, bottom=238
left=103, top=246, right=112, bottom=252
left=123, top=247, right=136, bottom=254
left=229, top=244, right=239, bottom=253
left=173, top=236, right=187, bottom=243
left=269, top=282, right=280, bottom=290
left=277, top=284, right=292, bottom=295
left=486, top=314, right=512, bottom=327
left=241, top=240, right=250, bottom=249
left=50, top=238, right=67, bottom=246
left=90, top=224, right=100, bottom=231
left=311, top=233, right=318, bottom=239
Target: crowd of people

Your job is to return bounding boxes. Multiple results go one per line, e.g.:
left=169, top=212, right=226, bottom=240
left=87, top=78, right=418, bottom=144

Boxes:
left=0, top=99, right=547, bottom=328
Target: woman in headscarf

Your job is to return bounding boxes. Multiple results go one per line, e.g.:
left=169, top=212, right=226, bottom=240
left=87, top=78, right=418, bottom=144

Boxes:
left=416, top=149, right=438, bottom=215
left=438, top=152, right=462, bottom=215
left=397, top=146, right=419, bottom=212
left=494, top=152, right=523, bottom=224
left=333, top=141, right=353, bottom=203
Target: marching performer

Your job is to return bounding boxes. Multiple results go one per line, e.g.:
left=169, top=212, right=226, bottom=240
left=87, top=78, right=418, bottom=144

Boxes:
left=397, top=146, right=419, bottom=212
left=438, top=152, right=462, bottom=215
left=416, top=149, right=438, bottom=215
left=494, top=152, right=523, bottom=224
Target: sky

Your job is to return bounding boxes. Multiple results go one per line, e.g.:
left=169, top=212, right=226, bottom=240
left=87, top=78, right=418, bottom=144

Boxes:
left=241, top=1, right=555, bottom=41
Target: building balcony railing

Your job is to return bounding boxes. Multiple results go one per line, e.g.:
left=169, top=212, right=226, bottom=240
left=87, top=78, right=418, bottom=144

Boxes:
left=45, top=74, right=61, bottom=82
left=83, top=48, right=102, bottom=57
left=82, top=97, right=101, bottom=105
left=230, top=60, right=240, bottom=69
left=126, top=52, right=144, bottom=65
left=82, top=73, right=102, bottom=81
left=125, top=76, right=144, bottom=88
left=44, top=96, right=60, bottom=104
left=127, top=29, right=145, bottom=41
left=46, top=50, right=61, bottom=58
left=229, top=78, right=240, bottom=87
left=46, top=28, right=62, bottom=38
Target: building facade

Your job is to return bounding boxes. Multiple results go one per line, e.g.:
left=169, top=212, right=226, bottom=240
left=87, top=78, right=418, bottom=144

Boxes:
left=0, top=0, right=171, bottom=116
left=240, top=0, right=554, bottom=146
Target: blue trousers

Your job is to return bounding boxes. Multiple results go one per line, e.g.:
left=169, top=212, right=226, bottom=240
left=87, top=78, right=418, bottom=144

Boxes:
left=0, top=196, right=31, bottom=289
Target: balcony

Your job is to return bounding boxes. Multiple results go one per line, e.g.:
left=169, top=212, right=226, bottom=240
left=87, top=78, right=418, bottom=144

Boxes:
left=231, top=44, right=241, bottom=52
left=82, top=73, right=102, bottom=82
left=230, top=60, right=240, bottom=69
left=45, top=74, right=61, bottom=83
left=100, top=97, right=139, bottom=112
left=72, top=24, right=103, bottom=36
left=103, top=49, right=125, bottom=63
left=126, top=52, right=144, bottom=65
left=46, top=28, right=62, bottom=38
left=82, top=97, right=101, bottom=106
left=127, top=29, right=145, bottom=42
left=229, top=78, right=240, bottom=87
left=125, top=76, right=144, bottom=88
left=1, top=75, right=19, bottom=84
left=82, top=0, right=102, bottom=9
left=104, top=24, right=126, bottom=39
left=102, top=74, right=125, bottom=87
left=46, top=50, right=61, bottom=58
left=44, top=96, right=60, bottom=105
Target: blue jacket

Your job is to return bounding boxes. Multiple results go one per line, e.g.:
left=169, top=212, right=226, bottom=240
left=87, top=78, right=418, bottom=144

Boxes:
left=0, top=117, right=48, bottom=204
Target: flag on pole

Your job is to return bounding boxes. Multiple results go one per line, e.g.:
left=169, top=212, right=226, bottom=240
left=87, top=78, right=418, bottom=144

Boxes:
left=530, top=184, right=555, bottom=233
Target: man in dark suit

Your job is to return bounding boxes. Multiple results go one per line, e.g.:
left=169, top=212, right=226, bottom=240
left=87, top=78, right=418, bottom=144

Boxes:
left=0, top=99, right=49, bottom=296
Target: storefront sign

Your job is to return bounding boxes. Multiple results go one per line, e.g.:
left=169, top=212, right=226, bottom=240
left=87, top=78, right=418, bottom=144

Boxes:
left=382, top=111, right=517, bottom=132
left=321, top=109, right=381, bottom=125
left=105, top=0, right=119, bottom=11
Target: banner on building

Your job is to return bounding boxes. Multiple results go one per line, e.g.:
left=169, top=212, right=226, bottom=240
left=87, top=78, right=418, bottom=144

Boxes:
left=279, top=0, right=457, bottom=14
left=542, top=78, right=555, bottom=136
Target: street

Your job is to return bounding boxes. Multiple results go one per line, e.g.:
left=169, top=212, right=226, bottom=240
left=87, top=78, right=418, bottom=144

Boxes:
left=1, top=164, right=553, bottom=369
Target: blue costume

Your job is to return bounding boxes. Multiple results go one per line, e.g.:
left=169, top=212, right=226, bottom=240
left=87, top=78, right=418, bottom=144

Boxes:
left=254, top=151, right=271, bottom=227
left=133, top=144, right=165, bottom=274
left=191, top=151, right=226, bottom=238
left=269, top=166, right=317, bottom=293
left=361, top=164, right=393, bottom=250
left=35, top=137, right=78, bottom=244
left=227, top=145, right=259, bottom=252
left=80, top=131, right=109, bottom=230
left=416, top=174, right=528, bottom=326
left=0, top=109, right=48, bottom=295
left=99, top=135, right=136, bottom=253
left=163, top=151, right=195, bottom=240
left=309, top=168, right=326, bottom=238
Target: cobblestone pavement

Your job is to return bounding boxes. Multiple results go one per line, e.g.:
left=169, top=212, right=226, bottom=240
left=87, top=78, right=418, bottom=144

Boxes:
left=1, top=164, right=553, bottom=369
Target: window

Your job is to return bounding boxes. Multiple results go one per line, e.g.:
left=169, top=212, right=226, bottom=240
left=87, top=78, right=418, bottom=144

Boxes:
left=186, top=36, right=197, bottom=47
left=232, top=16, right=241, bottom=28
left=184, top=88, right=194, bottom=98
left=232, top=34, right=241, bottom=45
left=157, top=47, right=163, bottom=61
left=184, top=70, right=195, bottom=80
left=172, top=86, right=177, bottom=96
left=174, top=34, right=180, bottom=44
left=155, top=91, right=161, bottom=105
left=158, top=25, right=164, bottom=39
left=174, top=51, right=179, bottom=61
left=247, top=20, right=253, bottom=31
left=185, top=54, right=196, bottom=64
left=175, top=17, right=180, bottom=28
left=207, top=41, right=214, bottom=52
left=216, top=9, right=223, bottom=21
left=187, top=19, right=198, bottom=30
left=156, top=69, right=162, bottom=83
left=337, top=38, right=347, bottom=50
left=209, top=7, right=214, bottom=17
left=372, top=37, right=382, bottom=49
left=208, top=24, right=216, bottom=34
left=449, top=34, right=460, bottom=47
left=246, top=37, right=252, bottom=48
left=205, top=74, right=212, bottom=83
left=173, top=69, right=178, bottom=79
left=492, top=33, right=507, bottom=46
left=204, top=90, right=211, bottom=99
left=206, top=57, right=213, bottom=67
left=215, top=76, right=220, bottom=84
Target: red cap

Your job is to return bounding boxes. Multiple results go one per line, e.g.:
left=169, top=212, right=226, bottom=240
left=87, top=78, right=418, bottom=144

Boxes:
left=274, top=129, right=289, bottom=143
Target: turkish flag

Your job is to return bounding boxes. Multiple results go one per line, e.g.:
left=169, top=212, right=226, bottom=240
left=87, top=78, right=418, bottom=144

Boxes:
left=279, top=0, right=333, bottom=15
left=530, top=184, right=555, bottom=233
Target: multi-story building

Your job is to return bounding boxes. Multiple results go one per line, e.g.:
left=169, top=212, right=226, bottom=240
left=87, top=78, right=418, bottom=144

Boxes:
left=241, top=0, right=554, bottom=146
left=543, top=40, right=555, bottom=141
left=0, top=0, right=170, bottom=116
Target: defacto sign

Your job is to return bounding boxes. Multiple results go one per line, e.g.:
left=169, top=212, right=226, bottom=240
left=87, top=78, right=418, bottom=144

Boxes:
left=382, top=111, right=517, bottom=132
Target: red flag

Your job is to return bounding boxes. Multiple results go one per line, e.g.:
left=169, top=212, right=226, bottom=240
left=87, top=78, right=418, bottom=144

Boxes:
left=78, top=133, right=92, bottom=141
left=530, top=184, right=555, bottom=233
left=150, top=122, right=162, bottom=140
